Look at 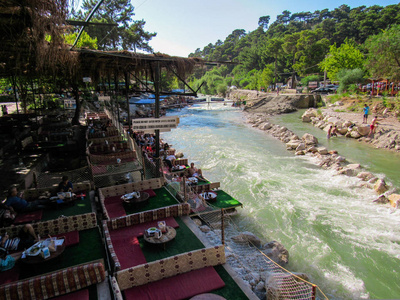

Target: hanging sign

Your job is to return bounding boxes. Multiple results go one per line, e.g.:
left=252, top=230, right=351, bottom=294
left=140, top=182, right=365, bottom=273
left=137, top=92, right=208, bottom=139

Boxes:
left=132, top=116, right=179, bottom=132
left=64, top=99, right=76, bottom=109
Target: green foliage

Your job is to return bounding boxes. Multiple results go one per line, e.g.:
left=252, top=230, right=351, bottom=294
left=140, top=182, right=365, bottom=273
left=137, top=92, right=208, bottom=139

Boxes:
left=320, top=40, right=364, bottom=81
left=300, top=75, right=321, bottom=87
left=365, top=24, right=400, bottom=80
left=64, top=31, right=98, bottom=49
left=336, top=68, right=365, bottom=93
left=73, top=0, right=156, bottom=51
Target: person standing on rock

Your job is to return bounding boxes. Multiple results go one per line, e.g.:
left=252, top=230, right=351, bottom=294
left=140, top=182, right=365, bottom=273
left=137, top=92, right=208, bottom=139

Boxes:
left=327, top=125, right=332, bottom=139
left=363, top=104, right=370, bottom=124
left=368, top=116, right=378, bottom=137
left=331, top=126, right=338, bottom=137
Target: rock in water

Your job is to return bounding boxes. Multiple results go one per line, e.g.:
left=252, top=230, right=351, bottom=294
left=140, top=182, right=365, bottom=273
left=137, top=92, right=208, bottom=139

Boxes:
left=262, top=241, right=289, bottom=265
left=357, top=125, right=370, bottom=136
left=302, top=133, right=318, bottom=145
left=231, top=232, right=262, bottom=247
left=388, top=194, right=400, bottom=208
left=357, top=172, right=374, bottom=181
left=373, top=195, right=389, bottom=204
left=199, top=225, right=211, bottom=233
left=317, top=147, right=328, bottom=155
left=374, top=179, right=388, bottom=194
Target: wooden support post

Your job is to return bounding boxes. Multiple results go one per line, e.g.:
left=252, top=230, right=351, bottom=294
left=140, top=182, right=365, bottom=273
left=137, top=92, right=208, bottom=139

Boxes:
left=114, top=73, right=120, bottom=124
left=183, top=177, right=187, bottom=202
left=221, top=208, right=225, bottom=245
left=154, top=61, right=161, bottom=178
left=311, top=284, right=316, bottom=300
left=11, top=76, right=19, bottom=115
left=125, top=72, right=131, bottom=134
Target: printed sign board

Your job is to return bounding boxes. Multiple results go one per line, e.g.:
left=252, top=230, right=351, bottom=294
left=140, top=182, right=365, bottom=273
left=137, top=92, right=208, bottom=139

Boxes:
left=308, top=81, right=318, bottom=88
left=132, top=116, right=179, bottom=132
left=64, top=99, right=76, bottom=109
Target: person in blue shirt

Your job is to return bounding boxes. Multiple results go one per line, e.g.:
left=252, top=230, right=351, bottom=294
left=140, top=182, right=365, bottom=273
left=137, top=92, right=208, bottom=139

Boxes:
left=363, top=104, right=370, bottom=124
left=5, top=187, right=48, bottom=213
left=58, top=176, right=73, bottom=192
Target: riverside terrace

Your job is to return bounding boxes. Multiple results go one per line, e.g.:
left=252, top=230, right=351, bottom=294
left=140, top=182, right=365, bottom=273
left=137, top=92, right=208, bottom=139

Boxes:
left=0, top=123, right=251, bottom=299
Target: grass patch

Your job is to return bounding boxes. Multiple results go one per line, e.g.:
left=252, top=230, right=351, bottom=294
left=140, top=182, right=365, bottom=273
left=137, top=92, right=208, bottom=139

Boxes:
left=19, top=228, right=105, bottom=280
left=124, top=187, right=180, bottom=214
left=41, top=193, right=92, bottom=221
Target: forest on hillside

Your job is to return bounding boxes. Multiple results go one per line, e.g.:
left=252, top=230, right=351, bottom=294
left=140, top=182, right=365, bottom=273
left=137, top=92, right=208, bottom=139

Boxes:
left=188, top=4, right=400, bottom=95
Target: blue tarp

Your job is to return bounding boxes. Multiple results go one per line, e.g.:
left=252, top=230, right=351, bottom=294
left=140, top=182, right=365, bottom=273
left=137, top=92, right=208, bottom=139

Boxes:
left=131, top=98, right=166, bottom=105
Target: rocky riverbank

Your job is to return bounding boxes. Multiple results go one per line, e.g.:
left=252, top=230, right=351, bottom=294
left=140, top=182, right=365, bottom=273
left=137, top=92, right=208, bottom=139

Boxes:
left=302, top=107, right=400, bottom=152
left=245, top=113, right=400, bottom=209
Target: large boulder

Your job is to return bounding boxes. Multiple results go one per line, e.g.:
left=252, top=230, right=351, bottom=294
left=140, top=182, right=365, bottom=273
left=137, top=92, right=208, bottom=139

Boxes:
left=301, top=109, right=318, bottom=122
left=262, top=241, right=289, bottom=266
left=296, top=143, right=306, bottom=151
left=327, top=117, right=342, bottom=126
left=231, top=232, right=262, bottom=248
left=302, top=115, right=311, bottom=122
left=302, top=133, right=318, bottom=145
left=388, top=194, right=400, bottom=208
left=343, top=120, right=352, bottom=128
left=338, top=127, right=348, bottom=135
left=317, top=147, right=328, bottom=155
left=357, top=172, right=374, bottom=181
left=350, top=130, right=362, bottom=139
left=260, top=122, right=273, bottom=130
left=374, top=179, right=388, bottom=194
left=357, top=125, right=370, bottom=136
left=286, top=141, right=301, bottom=150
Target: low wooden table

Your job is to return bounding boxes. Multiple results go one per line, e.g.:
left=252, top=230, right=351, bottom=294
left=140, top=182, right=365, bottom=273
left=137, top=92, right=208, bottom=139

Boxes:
left=190, top=294, right=226, bottom=300
left=143, top=226, right=176, bottom=250
left=21, top=238, right=66, bottom=265
left=122, top=192, right=150, bottom=208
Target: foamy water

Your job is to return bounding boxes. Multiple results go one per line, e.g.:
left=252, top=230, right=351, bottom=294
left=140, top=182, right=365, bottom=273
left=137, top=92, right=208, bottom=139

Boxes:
left=162, top=103, right=400, bottom=299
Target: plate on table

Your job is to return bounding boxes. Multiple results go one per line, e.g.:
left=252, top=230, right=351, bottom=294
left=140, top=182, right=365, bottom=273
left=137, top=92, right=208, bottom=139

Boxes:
left=187, top=177, right=198, bottom=185
left=26, top=242, right=42, bottom=256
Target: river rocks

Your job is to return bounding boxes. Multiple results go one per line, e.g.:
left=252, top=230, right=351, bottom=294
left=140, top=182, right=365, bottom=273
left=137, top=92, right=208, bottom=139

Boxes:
left=357, top=172, right=375, bottom=181
left=317, top=147, right=328, bottom=155
left=295, top=150, right=305, bottom=155
left=231, top=231, right=262, bottom=247
left=350, top=130, right=362, bottom=139
left=338, top=127, right=348, bottom=135
left=374, top=179, right=388, bottom=194
left=262, top=241, right=289, bottom=265
left=302, top=133, right=318, bottom=145
left=260, top=122, right=273, bottom=130
left=199, top=225, right=211, bottom=233
left=335, top=156, right=346, bottom=163
left=373, top=195, right=389, bottom=204
left=193, top=218, right=202, bottom=226
left=357, top=125, right=370, bottom=136
left=296, top=143, right=306, bottom=151
left=286, top=140, right=301, bottom=150
left=327, top=116, right=341, bottom=126
left=388, top=194, right=400, bottom=208
left=301, top=109, right=318, bottom=122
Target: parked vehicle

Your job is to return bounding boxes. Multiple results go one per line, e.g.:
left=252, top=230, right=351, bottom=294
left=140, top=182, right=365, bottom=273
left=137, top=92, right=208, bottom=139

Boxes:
left=311, top=85, right=338, bottom=94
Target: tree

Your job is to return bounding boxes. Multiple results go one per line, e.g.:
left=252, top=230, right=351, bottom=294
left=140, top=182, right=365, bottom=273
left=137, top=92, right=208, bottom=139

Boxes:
left=365, top=24, right=400, bottom=80
left=64, top=31, right=98, bottom=49
left=75, top=0, right=156, bottom=51
left=336, top=68, right=365, bottom=92
left=258, top=16, right=270, bottom=30
left=319, top=40, right=364, bottom=81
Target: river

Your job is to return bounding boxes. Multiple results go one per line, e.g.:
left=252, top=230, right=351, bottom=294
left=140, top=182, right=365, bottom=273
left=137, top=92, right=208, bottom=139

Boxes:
left=162, top=103, right=400, bottom=300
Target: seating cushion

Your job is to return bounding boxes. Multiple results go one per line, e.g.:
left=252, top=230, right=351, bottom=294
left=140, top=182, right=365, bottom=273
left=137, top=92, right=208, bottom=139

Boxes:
left=111, top=235, right=146, bottom=269
left=0, top=264, right=19, bottom=286
left=53, top=230, right=80, bottom=247
left=105, top=202, right=126, bottom=219
left=50, top=288, right=89, bottom=300
left=123, top=267, right=225, bottom=300
left=14, top=210, right=43, bottom=224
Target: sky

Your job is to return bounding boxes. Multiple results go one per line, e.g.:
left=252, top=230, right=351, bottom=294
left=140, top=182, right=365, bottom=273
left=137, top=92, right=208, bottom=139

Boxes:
left=130, top=0, right=399, bottom=57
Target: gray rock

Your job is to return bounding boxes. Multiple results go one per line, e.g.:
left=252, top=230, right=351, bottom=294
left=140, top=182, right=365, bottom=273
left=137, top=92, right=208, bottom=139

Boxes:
left=295, top=150, right=305, bottom=155
left=357, top=172, right=374, bottom=181
left=373, top=195, right=389, bottom=204
left=296, top=143, right=306, bottom=151
left=262, top=241, right=289, bottom=265
left=351, top=130, right=362, bottom=139
left=357, top=125, right=370, bottom=136
left=199, top=225, right=211, bottom=233
left=231, top=232, right=262, bottom=247
left=193, top=218, right=202, bottom=226
left=335, top=156, right=346, bottom=163
left=374, top=179, right=388, bottom=194
left=317, top=147, right=328, bottom=155
left=302, top=133, right=318, bottom=145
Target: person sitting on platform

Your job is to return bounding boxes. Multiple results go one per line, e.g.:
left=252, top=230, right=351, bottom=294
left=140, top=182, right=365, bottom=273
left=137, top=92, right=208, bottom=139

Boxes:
left=5, top=187, right=49, bottom=213
left=58, top=176, right=73, bottom=193
left=164, top=152, right=176, bottom=169
left=188, top=163, right=205, bottom=181
left=0, top=224, right=39, bottom=252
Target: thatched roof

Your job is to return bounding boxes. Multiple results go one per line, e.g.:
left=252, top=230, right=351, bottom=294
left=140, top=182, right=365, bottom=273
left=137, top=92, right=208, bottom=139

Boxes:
left=0, top=0, right=205, bottom=83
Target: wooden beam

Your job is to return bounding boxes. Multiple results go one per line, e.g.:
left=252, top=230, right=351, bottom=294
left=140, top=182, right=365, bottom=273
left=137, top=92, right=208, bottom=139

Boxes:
left=66, top=20, right=118, bottom=27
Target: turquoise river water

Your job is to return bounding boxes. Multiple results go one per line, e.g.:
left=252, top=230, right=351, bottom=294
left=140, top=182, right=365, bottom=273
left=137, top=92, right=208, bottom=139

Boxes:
left=162, top=103, right=400, bottom=300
